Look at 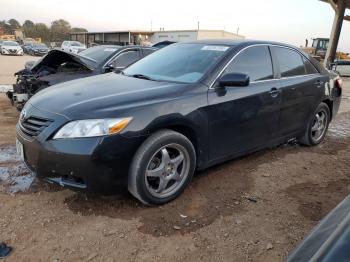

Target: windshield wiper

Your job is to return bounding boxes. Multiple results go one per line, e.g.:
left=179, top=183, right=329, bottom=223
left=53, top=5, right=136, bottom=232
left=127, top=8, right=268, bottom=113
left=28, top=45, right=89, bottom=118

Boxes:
left=129, top=74, right=156, bottom=81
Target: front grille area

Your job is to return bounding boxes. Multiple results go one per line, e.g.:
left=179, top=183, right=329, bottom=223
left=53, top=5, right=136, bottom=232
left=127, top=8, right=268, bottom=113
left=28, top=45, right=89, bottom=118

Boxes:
left=20, top=116, right=53, bottom=137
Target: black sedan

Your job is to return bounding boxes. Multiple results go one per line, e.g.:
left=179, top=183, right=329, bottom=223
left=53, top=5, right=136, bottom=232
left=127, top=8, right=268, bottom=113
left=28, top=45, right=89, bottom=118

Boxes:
left=16, top=40, right=342, bottom=205
left=9, top=45, right=157, bottom=110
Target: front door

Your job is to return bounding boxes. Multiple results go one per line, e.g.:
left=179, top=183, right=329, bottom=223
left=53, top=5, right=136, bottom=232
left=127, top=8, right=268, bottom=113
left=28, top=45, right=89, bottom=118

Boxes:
left=207, top=45, right=281, bottom=161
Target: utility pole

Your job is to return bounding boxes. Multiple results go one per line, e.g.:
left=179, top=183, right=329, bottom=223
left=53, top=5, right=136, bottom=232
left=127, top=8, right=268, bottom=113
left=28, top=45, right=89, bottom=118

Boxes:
left=324, top=0, right=346, bottom=68
left=197, top=21, right=200, bottom=30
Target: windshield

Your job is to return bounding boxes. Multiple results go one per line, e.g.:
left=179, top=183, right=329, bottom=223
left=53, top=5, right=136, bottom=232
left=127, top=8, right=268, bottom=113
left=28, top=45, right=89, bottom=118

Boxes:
left=79, top=46, right=119, bottom=65
left=34, top=43, right=47, bottom=48
left=71, top=41, right=84, bottom=47
left=3, top=41, right=19, bottom=46
left=124, top=43, right=231, bottom=83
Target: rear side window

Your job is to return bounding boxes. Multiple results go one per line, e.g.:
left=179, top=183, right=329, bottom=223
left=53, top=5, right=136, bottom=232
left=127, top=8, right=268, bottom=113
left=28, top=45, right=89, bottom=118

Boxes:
left=224, top=46, right=273, bottom=82
left=142, top=48, right=155, bottom=57
left=112, top=50, right=140, bottom=68
left=303, top=57, right=318, bottom=74
left=273, top=47, right=305, bottom=77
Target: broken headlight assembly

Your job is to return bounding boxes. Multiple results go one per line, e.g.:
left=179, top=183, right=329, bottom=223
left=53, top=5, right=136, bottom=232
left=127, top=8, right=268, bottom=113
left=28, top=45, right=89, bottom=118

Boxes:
left=53, top=118, right=132, bottom=139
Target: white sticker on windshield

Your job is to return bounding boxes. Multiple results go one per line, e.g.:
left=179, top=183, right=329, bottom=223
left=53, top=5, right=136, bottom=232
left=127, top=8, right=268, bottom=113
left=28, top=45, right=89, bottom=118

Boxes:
left=201, top=46, right=229, bottom=52
left=104, top=48, right=118, bottom=52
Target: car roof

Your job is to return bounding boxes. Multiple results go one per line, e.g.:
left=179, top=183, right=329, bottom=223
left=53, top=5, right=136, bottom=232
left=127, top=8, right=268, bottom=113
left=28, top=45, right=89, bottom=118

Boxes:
left=180, top=39, right=301, bottom=49
left=117, top=45, right=157, bottom=50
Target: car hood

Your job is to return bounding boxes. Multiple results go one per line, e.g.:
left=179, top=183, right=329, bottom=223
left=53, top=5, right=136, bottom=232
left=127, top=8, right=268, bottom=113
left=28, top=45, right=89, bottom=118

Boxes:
left=3, top=45, right=21, bottom=49
left=31, top=49, right=93, bottom=73
left=28, top=73, right=186, bottom=119
left=33, top=47, right=49, bottom=50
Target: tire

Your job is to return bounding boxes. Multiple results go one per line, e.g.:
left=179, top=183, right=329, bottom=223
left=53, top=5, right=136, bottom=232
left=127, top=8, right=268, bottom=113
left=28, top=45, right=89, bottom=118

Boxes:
left=299, top=102, right=330, bottom=146
left=128, top=129, right=196, bottom=205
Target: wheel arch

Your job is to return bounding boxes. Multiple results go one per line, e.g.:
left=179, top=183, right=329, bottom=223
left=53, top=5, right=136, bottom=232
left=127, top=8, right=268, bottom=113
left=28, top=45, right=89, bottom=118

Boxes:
left=145, top=115, right=208, bottom=170
left=322, top=98, right=333, bottom=120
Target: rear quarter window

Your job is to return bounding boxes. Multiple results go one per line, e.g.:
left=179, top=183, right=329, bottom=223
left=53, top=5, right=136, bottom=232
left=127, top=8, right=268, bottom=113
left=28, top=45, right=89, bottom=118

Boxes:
left=303, top=57, right=318, bottom=74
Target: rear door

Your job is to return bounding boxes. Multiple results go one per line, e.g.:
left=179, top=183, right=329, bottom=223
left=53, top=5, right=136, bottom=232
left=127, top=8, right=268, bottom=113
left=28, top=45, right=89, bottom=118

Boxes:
left=207, top=45, right=282, bottom=160
left=270, top=46, right=322, bottom=137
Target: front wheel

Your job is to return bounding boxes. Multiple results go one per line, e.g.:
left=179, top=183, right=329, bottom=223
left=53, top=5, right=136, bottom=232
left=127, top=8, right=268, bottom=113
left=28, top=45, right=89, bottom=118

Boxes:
left=128, top=129, right=196, bottom=205
left=299, top=102, right=330, bottom=146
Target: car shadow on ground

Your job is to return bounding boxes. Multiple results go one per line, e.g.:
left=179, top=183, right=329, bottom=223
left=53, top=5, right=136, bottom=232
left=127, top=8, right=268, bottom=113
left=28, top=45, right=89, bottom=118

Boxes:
left=62, top=141, right=304, bottom=237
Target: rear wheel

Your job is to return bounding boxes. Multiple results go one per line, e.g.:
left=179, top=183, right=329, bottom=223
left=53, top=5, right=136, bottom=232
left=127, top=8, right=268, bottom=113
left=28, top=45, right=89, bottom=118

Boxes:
left=299, top=102, right=330, bottom=146
left=128, top=129, right=196, bottom=205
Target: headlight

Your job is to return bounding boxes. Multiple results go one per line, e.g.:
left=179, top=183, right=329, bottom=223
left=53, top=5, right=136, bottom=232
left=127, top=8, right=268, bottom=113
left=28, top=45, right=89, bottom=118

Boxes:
left=53, top=118, right=132, bottom=139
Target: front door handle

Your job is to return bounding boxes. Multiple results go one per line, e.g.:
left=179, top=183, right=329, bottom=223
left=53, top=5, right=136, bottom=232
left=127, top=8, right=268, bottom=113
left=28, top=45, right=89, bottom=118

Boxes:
left=269, top=87, right=281, bottom=97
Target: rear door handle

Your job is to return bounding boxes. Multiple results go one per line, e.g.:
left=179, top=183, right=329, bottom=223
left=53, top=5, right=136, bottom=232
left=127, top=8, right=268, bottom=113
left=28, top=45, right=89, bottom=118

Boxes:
left=269, top=87, right=281, bottom=97
left=315, top=80, right=324, bottom=88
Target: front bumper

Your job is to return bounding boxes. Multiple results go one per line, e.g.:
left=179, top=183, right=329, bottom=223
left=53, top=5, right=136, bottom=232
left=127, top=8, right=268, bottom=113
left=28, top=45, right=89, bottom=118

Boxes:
left=16, top=104, right=145, bottom=194
left=33, top=50, right=48, bottom=56
left=1, top=49, right=23, bottom=55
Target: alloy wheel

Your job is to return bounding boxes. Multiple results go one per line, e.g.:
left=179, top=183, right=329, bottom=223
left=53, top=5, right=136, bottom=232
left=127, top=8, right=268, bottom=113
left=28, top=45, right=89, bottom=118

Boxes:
left=145, top=143, right=190, bottom=198
left=311, top=109, right=328, bottom=142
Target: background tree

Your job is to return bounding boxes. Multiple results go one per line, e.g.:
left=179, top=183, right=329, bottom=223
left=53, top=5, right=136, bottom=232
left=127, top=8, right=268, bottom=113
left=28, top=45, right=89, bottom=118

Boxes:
left=50, top=19, right=71, bottom=42
left=7, top=18, right=21, bottom=29
left=71, top=27, right=88, bottom=33
left=33, top=23, right=50, bottom=42
left=23, top=20, right=34, bottom=28
left=22, top=20, right=35, bottom=39
left=0, top=20, right=12, bottom=34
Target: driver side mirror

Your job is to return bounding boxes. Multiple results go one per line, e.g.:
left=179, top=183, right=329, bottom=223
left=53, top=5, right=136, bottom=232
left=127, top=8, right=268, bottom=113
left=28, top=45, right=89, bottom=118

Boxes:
left=218, top=73, right=250, bottom=88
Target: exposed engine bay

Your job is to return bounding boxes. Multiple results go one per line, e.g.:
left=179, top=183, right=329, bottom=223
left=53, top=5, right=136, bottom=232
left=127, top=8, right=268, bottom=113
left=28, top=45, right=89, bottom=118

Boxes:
left=7, top=50, right=93, bottom=111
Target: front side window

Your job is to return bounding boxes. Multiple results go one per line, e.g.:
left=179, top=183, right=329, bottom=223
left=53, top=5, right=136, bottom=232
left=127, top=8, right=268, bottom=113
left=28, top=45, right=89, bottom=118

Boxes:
left=223, top=46, right=273, bottom=82
left=124, top=43, right=231, bottom=83
left=273, top=47, right=305, bottom=77
left=70, top=41, right=83, bottom=47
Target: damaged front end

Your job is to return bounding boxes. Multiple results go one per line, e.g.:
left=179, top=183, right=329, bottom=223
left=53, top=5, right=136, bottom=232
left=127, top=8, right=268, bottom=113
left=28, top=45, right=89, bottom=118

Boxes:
left=8, top=49, right=94, bottom=111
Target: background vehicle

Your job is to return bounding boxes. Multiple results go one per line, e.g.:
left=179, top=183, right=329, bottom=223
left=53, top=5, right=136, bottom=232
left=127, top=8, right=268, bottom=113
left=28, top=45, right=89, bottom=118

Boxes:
left=61, top=41, right=86, bottom=54
left=152, top=41, right=176, bottom=49
left=16, top=40, right=342, bottom=205
left=332, top=60, right=350, bottom=76
left=302, top=37, right=350, bottom=62
left=303, top=38, right=329, bottom=60
left=27, top=43, right=50, bottom=56
left=0, top=40, right=23, bottom=55
left=8, top=45, right=157, bottom=110
left=22, top=42, right=34, bottom=54
left=288, top=194, right=350, bottom=261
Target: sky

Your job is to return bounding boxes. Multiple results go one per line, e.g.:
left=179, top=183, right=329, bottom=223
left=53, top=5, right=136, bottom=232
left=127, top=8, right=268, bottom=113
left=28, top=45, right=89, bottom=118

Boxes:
left=1, top=0, right=350, bottom=52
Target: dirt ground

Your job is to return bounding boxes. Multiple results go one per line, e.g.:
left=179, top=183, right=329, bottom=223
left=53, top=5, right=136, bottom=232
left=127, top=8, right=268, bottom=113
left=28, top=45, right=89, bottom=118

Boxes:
left=0, top=54, right=40, bottom=85
left=0, top=79, right=350, bottom=262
